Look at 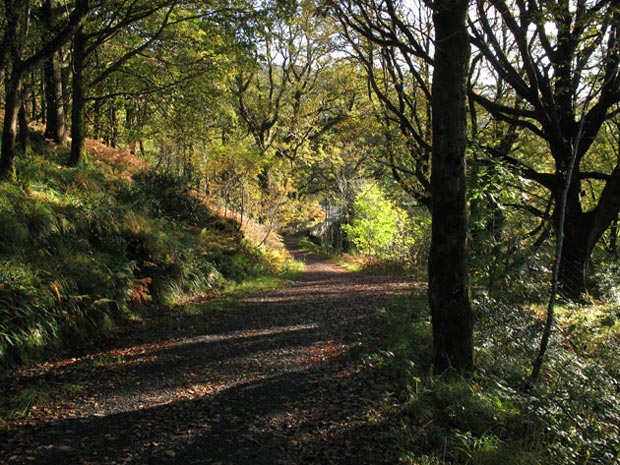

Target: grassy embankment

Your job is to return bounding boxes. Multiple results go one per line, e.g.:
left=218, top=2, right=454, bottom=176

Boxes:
left=0, top=134, right=300, bottom=369
left=373, top=290, right=620, bottom=464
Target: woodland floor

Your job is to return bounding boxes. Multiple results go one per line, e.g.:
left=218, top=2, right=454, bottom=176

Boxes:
left=1, top=241, right=413, bottom=465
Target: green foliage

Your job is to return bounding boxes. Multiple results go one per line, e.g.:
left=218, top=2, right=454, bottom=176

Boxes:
left=341, top=182, right=430, bottom=272
left=468, top=156, right=553, bottom=298
left=129, top=170, right=225, bottom=228
left=297, top=236, right=336, bottom=258
left=343, top=182, right=402, bottom=257
left=204, top=241, right=266, bottom=282
left=592, top=259, right=620, bottom=304
left=0, top=185, right=30, bottom=253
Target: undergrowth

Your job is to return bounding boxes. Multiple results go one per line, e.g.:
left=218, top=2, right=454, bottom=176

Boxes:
left=0, top=138, right=291, bottom=368
left=375, top=292, right=620, bottom=464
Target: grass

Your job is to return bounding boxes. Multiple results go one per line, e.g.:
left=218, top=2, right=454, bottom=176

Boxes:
left=296, top=236, right=418, bottom=277
left=182, top=260, right=305, bottom=314
left=337, top=253, right=418, bottom=276
left=373, top=290, right=620, bottom=465
left=0, top=379, right=85, bottom=429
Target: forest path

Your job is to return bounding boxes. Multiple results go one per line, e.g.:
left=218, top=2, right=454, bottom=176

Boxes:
left=1, top=239, right=412, bottom=465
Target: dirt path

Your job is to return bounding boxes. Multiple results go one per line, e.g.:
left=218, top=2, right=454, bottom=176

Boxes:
left=1, top=243, right=412, bottom=465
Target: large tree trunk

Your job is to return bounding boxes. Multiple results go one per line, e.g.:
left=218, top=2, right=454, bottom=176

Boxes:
left=428, top=0, right=474, bottom=372
left=558, top=235, right=590, bottom=299
left=555, top=162, right=620, bottom=300
left=68, top=29, right=87, bottom=167
left=553, top=174, right=590, bottom=299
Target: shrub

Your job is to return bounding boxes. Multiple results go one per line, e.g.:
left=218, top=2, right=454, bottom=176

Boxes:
left=593, top=260, right=620, bottom=304
left=129, top=169, right=220, bottom=227
left=343, top=182, right=402, bottom=258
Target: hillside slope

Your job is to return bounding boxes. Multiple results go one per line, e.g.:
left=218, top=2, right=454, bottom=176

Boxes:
left=0, top=135, right=289, bottom=367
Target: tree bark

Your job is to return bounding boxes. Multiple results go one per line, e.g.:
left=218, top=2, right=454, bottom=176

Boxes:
left=43, top=0, right=67, bottom=144
left=428, top=0, right=474, bottom=372
left=43, top=52, right=66, bottom=144
left=556, top=187, right=592, bottom=298
left=0, top=73, right=23, bottom=179
left=18, top=94, right=31, bottom=153
left=93, top=98, right=102, bottom=140
left=608, top=218, right=618, bottom=257
left=69, top=29, right=87, bottom=166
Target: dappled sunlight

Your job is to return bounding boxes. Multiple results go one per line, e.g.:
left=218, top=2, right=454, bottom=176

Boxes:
left=14, top=323, right=321, bottom=377
left=8, top=323, right=326, bottom=420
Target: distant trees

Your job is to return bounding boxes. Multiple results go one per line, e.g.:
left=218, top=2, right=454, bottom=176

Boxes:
left=67, top=0, right=181, bottom=166
left=0, top=0, right=263, bottom=174
left=0, top=0, right=90, bottom=179
left=328, top=0, right=433, bottom=207
left=231, top=1, right=353, bottom=214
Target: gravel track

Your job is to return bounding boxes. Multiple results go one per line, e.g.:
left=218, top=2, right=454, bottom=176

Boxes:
left=1, top=243, right=412, bottom=465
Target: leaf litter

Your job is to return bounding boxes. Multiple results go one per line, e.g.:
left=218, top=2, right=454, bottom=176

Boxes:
left=1, top=244, right=412, bottom=465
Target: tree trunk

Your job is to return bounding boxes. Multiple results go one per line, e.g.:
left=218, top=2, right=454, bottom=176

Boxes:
left=18, top=96, right=31, bottom=153
left=30, top=70, right=38, bottom=121
left=68, top=29, right=87, bottom=167
left=608, top=218, right=618, bottom=257
left=41, top=71, right=47, bottom=124
left=551, top=165, right=597, bottom=300
left=42, top=0, right=66, bottom=144
left=44, top=51, right=66, bottom=144
left=0, top=73, right=23, bottom=179
left=0, top=0, right=27, bottom=180
left=428, top=0, right=473, bottom=372
left=93, top=98, right=102, bottom=140
left=109, top=102, right=118, bottom=148
left=552, top=159, right=620, bottom=300
left=557, top=190, right=591, bottom=299
left=553, top=163, right=620, bottom=299
left=257, top=165, right=270, bottom=224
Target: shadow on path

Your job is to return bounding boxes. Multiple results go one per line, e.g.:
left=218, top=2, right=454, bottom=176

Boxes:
left=1, top=238, right=412, bottom=464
